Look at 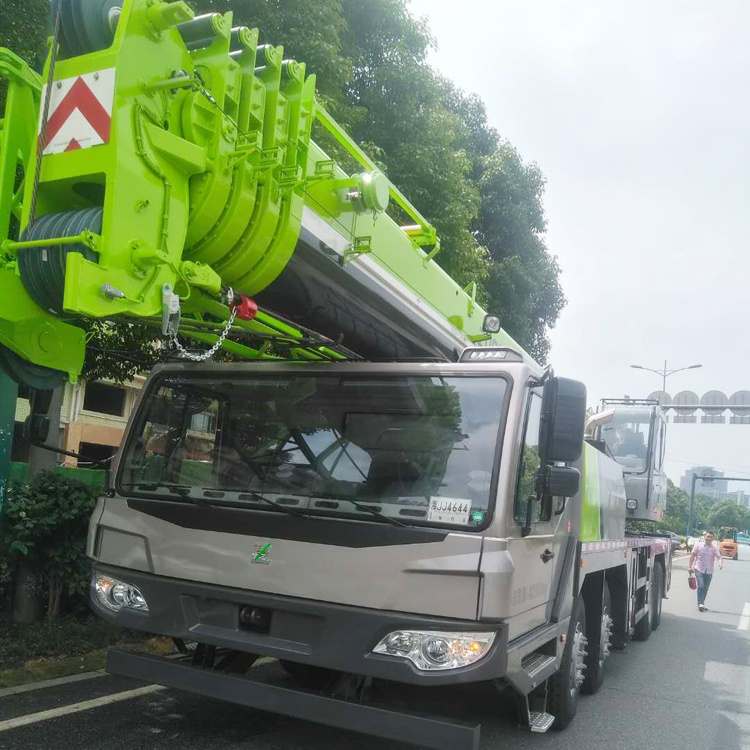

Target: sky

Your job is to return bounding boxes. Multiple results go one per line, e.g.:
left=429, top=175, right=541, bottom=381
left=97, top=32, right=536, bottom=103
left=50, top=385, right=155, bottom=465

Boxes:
left=409, top=0, right=750, bottom=490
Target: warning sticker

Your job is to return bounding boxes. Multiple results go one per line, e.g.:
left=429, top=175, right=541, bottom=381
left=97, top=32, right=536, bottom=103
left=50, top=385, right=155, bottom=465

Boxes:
left=427, top=497, right=471, bottom=525
left=38, top=68, right=116, bottom=154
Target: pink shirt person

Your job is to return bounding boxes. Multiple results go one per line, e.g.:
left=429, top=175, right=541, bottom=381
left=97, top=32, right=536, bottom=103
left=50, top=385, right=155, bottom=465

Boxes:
left=691, top=539, right=722, bottom=574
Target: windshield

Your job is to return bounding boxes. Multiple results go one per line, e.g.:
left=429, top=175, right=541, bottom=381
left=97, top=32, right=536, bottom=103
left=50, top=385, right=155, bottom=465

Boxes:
left=600, top=409, right=653, bottom=473
left=118, top=373, right=508, bottom=529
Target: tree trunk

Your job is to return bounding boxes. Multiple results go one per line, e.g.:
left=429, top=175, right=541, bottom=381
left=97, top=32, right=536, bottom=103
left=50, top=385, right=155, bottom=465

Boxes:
left=12, top=559, right=43, bottom=624
left=13, top=384, right=64, bottom=623
left=46, top=574, right=64, bottom=621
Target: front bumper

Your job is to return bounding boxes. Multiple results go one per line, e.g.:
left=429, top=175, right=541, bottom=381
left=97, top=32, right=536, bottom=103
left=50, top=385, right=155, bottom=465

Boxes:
left=106, top=649, right=481, bottom=750
left=91, top=563, right=509, bottom=686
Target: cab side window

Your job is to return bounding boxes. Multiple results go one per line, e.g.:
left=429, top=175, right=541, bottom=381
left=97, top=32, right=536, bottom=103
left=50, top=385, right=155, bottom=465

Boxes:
left=515, top=392, right=549, bottom=524
left=651, top=420, right=661, bottom=471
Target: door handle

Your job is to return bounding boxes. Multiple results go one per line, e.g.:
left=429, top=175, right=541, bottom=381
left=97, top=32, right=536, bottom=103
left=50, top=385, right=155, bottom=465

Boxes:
left=541, top=548, right=555, bottom=563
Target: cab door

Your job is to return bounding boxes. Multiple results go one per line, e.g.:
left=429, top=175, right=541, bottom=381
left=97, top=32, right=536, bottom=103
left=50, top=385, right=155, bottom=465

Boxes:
left=505, top=389, right=560, bottom=635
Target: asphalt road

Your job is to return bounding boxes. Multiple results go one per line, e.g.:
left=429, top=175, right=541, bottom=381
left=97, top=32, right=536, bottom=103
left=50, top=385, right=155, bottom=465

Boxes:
left=1, top=547, right=748, bottom=750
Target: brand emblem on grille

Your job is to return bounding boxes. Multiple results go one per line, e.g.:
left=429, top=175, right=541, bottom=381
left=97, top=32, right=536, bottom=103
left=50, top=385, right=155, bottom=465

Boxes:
left=251, top=542, right=272, bottom=564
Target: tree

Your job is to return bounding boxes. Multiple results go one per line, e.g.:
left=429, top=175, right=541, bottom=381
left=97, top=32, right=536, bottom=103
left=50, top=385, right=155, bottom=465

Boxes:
left=708, top=500, right=749, bottom=533
left=0, top=0, right=48, bottom=72
left=664, top=479, right=690, bottom=534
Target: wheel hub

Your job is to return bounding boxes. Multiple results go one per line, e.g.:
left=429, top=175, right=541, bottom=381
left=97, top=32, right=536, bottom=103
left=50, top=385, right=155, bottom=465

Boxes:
left=569, top=623, right=588, bottom=696
left=600, top=610, right=613, bottom=663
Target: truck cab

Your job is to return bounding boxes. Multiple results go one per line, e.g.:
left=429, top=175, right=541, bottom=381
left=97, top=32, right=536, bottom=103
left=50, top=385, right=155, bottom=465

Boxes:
left=587, top=399, right=667, bottom=523
left=86, top=348, right=609, bottom=743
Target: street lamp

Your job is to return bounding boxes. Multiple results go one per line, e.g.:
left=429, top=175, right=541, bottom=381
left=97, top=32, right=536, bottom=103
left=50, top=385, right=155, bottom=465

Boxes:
left=630, top=361, right=702, bottom=393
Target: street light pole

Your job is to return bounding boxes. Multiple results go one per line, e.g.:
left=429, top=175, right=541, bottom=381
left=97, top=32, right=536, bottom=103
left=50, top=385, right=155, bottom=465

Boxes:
left=687, top=473, right=698, bottom=539
left=630, top=362, right=702, bottom=393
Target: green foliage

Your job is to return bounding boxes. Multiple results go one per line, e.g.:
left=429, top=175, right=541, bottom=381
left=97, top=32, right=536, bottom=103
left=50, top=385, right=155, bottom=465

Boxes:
left=0, top=0, right=48, bottom=71
left=708, top=500, right=749, bottom=533
left=77, top=319, right=163, bottom=383
left=663, top=479, right=749, bottom=535
left=0, top=616, right=142, bottom=670
left=1, top=472, right=99, bottom=618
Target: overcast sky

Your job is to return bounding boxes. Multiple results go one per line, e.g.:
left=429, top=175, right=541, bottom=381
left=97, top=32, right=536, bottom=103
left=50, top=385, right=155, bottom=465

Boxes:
left=409, top=0, right=750, bottom=490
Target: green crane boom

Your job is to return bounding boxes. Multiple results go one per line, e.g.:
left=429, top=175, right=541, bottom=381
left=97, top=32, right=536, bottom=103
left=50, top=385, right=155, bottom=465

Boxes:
left=0, top=0, right=531, bottom=390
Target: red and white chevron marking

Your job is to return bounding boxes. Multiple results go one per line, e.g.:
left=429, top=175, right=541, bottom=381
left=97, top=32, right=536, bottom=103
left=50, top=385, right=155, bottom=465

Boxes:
left=38, top=68, right=115, bottom=155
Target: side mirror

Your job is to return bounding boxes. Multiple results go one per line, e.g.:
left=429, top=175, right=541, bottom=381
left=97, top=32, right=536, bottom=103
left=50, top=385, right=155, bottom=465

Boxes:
left=23, top=387, right=54, bottom=444
left=541, top=377, right=586, bottom=463
left=541, top=465, right=581, bottom=498
left=482, top=314, right=501, bottom=334
left=23, top=414, right=50, bottom=443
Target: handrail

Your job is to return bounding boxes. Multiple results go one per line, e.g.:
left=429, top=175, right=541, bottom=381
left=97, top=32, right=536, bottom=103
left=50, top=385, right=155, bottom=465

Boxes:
left=314, top=102, right=438, bottom=250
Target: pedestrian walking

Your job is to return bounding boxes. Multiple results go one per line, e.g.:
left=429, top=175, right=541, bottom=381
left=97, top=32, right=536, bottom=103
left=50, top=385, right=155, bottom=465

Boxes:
left=688, top=530, right=722, bottom=612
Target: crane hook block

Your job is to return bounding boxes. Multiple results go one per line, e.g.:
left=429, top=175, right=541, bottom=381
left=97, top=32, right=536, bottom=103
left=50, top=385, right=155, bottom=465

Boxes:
left=232, top=295, right=258, bottom=321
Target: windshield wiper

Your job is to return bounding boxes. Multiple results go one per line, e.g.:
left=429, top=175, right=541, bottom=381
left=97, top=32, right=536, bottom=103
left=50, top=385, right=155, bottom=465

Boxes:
left=340, top=499, right=411, bottom=527
left=125, top=482, right=219, bottom=508
left=226, top=488, right=314, bottom=520
left=279, top=493, right=411, bottom=528
left=127, top=482, right=313, bottom=518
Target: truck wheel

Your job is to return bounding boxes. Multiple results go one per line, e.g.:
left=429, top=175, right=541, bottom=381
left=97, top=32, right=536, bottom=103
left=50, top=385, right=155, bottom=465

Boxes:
left=582, top=582, right=612, bottom=695
left=651, top=564, right=664, bottom=631
left=634, top=568, right=657, bottom=641
left=549, top=597, right=587, bottom=730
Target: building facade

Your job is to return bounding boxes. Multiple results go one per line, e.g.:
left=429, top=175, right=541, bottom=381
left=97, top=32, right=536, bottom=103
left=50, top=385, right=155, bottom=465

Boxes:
left=679, top=466, right=729, bottom=498
left=678, top=466, right=750, bottom=506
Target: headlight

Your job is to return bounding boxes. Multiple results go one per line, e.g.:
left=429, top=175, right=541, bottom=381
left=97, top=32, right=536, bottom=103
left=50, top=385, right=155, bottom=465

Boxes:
left=93, top=572, right=149, bottom=613
left=372, top=630, right=495, bottom=671
left=626, top=499, right=638, bottom=510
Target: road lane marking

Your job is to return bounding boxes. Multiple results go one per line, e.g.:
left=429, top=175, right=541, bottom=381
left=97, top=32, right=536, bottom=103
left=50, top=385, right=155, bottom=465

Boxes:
left=739, top=603, right=750, bottom=631
left=0, top=670, right=106, bottom=699
left=0, top=684, right=166, bottom=732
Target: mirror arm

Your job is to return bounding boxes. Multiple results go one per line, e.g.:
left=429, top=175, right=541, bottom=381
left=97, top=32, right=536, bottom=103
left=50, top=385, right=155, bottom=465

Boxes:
left=523, top=467, right=547, bottom=537
left=522, top=495, right=535, bottom=537
left=24, top=426, right=115, bottom=497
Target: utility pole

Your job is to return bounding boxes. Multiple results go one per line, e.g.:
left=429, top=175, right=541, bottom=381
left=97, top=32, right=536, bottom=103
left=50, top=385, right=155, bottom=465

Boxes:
left=687, top=473, right=700, bottom=539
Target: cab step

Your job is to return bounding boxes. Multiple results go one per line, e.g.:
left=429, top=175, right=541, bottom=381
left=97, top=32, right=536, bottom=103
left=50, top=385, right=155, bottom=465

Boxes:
left=521, top=652, right=557, bottom=681
left=529, top=711, right=555, bottom=733
left=516, top=691, right=555, bottom=734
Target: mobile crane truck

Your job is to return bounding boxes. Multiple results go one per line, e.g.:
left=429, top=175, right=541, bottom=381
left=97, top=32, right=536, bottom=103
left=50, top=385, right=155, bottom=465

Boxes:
left=0, top=1, right=671, bottom=747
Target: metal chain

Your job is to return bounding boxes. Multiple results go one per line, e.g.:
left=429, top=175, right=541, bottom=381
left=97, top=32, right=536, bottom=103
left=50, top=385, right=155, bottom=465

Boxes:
left=170, top=306, right=237, bottom=361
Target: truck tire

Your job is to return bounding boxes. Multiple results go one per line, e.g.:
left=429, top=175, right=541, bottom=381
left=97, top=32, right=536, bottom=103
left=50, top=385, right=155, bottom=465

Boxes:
left=634, top=568, right=657, bottom=641
left=549, top=597, right=587, bottom=730
left=582, top=582, right=612, bottom=695
left=651, top=563, right=664, bottom=631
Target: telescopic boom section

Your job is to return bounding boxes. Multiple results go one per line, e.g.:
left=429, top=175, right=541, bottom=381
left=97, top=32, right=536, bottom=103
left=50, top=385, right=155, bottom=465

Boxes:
left=0, top=0, right=529, bottom=388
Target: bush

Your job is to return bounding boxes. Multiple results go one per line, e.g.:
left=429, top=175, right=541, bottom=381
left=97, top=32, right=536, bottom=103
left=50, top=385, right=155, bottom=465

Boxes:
left=1, top=471, right=99, bottom=619
left=0, top=615, right=143, bottom=670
